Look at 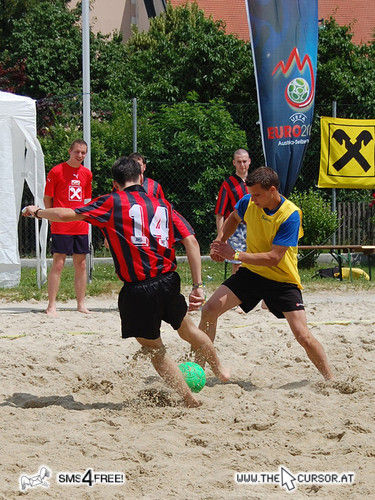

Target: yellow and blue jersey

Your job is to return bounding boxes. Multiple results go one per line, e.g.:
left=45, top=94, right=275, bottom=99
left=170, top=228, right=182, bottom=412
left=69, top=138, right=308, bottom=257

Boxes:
left=235, top=195, right=303, bottom=288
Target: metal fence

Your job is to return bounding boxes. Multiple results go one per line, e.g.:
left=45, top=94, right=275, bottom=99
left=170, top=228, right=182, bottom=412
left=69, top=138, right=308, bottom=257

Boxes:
left=19, top=95, right=374, bottom=256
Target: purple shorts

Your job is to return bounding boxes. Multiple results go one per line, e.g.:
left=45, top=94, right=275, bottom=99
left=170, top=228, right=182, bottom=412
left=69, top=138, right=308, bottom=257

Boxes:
left=51, top=234, right=89, bottom=255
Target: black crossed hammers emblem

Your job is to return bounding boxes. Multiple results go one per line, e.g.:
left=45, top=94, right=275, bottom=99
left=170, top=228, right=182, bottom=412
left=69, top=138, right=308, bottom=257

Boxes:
left=332, top=129, right=373, bottom=172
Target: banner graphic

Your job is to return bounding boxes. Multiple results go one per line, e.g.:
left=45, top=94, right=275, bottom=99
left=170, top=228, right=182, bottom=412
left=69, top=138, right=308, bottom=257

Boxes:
left=246, top=0, right=318, bottom=195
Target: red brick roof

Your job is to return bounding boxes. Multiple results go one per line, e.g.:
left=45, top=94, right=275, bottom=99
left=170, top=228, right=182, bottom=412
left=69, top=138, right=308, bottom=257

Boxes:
left=319, top=0, right=374, bottom=44
left=170, top=0, right=250, bottom=41
left=170, top=0, right=374, bottom=45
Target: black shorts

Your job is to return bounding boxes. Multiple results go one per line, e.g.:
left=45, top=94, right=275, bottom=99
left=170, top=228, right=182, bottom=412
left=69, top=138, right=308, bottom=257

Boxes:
left=223, top=267, right=304, bottom=319
left=51, top=234, right=89, bottom=255
left=118, top=271, right=188, bottom=340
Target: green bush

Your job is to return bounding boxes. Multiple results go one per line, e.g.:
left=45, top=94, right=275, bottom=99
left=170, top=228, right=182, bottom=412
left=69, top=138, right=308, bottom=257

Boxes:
left=290, top=189, right=339, bottom=268
left=138, top=96, right=248, bottom=250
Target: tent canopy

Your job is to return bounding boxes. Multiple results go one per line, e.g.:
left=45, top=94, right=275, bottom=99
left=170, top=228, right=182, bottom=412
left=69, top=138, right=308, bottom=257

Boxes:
left=0, top=91, right=47, bottom=288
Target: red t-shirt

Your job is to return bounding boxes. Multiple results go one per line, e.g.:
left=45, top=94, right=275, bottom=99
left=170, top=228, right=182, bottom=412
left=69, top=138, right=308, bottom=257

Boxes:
left=44, top=162, right=92, bottom=235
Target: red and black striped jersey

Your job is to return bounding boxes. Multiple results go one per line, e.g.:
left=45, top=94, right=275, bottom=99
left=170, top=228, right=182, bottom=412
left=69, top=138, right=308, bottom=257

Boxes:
left=172, top=210, right=194, bottom=241
left=142, top=177, right=194, bottom=241
left=76, top=185, right=193, bottom=283
left=143, top=177, right=165, bottom=199
left=215, top=174, right=248, bottom=220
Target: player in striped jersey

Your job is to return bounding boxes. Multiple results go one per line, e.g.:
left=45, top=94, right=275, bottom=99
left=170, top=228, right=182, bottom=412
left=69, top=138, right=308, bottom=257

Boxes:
left=215, top=149, right=250, bottom=275
left=103, top=152, right=193, bottom=248
left=23, top=157, right=229, bottom=407
left=128, top=152, right=164, bottom=199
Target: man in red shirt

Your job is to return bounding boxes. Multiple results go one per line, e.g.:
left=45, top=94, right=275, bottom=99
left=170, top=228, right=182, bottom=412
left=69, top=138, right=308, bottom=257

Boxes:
left=24, top=157, right=229, bottom=407
left=215, top=149, right=250, bottom=275
left=44, top=140, right=92, bottom=316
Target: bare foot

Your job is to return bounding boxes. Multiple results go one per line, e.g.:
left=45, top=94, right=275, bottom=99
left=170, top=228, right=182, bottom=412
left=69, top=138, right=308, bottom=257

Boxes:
left=45, top=308, right=58, bottom=318
left=77, top=306, right=90, bottom=314
left=217, top=364, right=231, bottom=383
left=261, top=300, right=269, bottom=310
left=184, top=395, right=202, bottom=408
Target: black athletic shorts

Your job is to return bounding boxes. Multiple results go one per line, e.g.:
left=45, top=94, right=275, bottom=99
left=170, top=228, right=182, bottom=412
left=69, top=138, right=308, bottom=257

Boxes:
left=223, top=267, right=305, bottom=319
left=118, top=271, right=188, bottom=340
left=51, top=234, right=89, bottom=255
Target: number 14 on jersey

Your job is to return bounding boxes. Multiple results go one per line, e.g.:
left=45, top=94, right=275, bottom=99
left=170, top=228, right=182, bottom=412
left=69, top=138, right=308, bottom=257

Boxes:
left=129, top=204, right=169, bottom=248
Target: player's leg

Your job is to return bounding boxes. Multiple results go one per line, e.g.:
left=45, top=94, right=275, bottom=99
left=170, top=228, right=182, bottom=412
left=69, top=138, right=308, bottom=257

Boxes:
left=72, top=253, right=89, bottom=314
left=231, top=262, right=241, bottom=275
left=120, top=275, right=200, bottom=407
left=284, top=309, right=333, bottom=380
left=136, top=336, right=201, bottom=408
left=199, top=285, right=241, bottom=342
left=72, top=235, right=90, bottom=314
left=177, top=315, right=230, bottom=382
left=195, top=284, right=240, bottom=367
left=46, top=252, right=66, bottom=316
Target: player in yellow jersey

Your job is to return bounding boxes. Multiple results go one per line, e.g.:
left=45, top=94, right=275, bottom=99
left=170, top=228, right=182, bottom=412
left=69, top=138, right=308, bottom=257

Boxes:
left=197, top=167, right=333, bottom=381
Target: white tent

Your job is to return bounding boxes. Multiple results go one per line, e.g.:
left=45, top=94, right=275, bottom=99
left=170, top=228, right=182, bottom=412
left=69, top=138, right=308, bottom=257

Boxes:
left=0, top=91, right=47, bottom=288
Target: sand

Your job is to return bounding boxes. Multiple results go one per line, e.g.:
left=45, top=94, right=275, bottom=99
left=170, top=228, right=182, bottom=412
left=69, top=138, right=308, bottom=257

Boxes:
left=0, top=288, right=374, bottom=499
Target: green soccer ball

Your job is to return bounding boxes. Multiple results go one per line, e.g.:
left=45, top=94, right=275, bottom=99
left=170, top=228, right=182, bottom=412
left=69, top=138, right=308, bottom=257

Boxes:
left=178, top=362, right=206, bottom=393
left=287, top=77, right=309, bottom=104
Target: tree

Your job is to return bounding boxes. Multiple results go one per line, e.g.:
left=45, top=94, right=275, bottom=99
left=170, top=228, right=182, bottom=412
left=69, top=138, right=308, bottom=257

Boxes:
left=0, top=0, right=39, bottom=42
left=122, top=2, right=255, bottom=103
left=6, top=1, right=83, bottom=98
left=0, top=59, right=27, bottom=93
left=137, top=96, right=248, bottom=249
left=5, top=0, right=127, bottom=104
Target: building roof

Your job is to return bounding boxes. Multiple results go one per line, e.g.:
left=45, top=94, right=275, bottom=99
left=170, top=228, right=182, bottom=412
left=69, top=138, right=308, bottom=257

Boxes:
left=170, top=0, right=374, bottom=45
left=170, top=0, right=250, bottom=41
left=319, top=0, right=374, bottom=45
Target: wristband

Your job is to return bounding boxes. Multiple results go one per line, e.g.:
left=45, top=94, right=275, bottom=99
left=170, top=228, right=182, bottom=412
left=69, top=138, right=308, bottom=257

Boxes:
left=34, top=208, right=42, bottom=219
left=192, top=282, right=203, bottom=289
left=233, top=251, right=241, bottom=261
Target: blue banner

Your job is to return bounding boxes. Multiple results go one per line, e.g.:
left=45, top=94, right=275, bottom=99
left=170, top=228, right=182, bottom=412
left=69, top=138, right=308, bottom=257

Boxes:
left=246, top=0, right=318, bottom=196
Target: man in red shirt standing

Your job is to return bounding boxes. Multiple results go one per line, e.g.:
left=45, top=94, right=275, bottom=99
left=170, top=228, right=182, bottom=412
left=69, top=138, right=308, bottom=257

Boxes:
left=44, top=140, right=92, bottom=316
left=215, top=149, right=251, bottom=275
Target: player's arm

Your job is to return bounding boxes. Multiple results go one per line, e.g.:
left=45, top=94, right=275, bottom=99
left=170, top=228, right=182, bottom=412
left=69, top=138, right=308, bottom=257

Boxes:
left=210, top=211, right=241, bottom=262
left=211, top=242, right=288, bottom=267
left=215, top=214, right=224, bottom=238
left=214, top=183, right=228, bottom=239
left=180, top=234, right=205, bottom=311
left=211, top=209, right=300, bottom=266
left=22, top=205, right=85, bottom=222
left=43, top=195, right=53, bottom=209
left=219, top=210, right=241, bottom=242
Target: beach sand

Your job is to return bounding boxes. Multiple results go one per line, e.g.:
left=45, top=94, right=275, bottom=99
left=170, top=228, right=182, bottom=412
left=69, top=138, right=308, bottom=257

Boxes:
left=0, top=288, right=374, bottom=498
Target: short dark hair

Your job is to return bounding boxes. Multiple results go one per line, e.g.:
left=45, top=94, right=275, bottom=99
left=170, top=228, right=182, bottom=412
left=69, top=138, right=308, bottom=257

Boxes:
left=246, top=166, right=280, bottom=190
left=128, top=152, right=146, bottom=165
left=69, top=139, right=87, bottom=151
left=112, top=157, right=141, bottom=186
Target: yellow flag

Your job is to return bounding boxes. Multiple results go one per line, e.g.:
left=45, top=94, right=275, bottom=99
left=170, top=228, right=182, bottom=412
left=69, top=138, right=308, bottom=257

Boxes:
left=318, top=116, right=375, bottom=188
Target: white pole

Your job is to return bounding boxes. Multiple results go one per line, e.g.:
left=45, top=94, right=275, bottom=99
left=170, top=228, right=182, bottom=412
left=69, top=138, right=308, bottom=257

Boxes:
left=132, top=97, right=137, bottom=152
left=34, top=158, right=41, bottom=289
left=82, top=0, right=93, bottom=282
